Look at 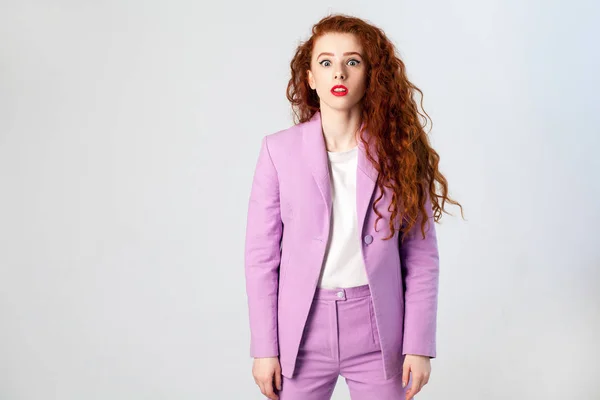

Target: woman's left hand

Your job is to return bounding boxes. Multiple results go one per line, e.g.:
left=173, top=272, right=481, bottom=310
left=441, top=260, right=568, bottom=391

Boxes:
left=402, top=354, right=431, bottom=400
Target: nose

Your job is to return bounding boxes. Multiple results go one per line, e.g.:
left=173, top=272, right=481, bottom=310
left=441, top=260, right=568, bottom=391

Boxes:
left=334, top=71, right=345, bottom=80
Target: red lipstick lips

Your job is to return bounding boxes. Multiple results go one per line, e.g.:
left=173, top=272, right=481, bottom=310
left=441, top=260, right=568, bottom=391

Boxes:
left=331, top=85, right=348, bottom=96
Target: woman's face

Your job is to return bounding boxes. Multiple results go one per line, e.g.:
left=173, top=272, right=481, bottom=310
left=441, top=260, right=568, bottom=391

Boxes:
left=307, top=33, right=367, bottom=113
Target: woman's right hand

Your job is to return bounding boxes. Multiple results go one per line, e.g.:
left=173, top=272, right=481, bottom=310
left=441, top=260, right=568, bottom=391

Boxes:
left=252, top=356, right=282, bottom=399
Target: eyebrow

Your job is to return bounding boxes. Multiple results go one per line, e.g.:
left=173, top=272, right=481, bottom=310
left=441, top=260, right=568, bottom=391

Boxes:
left=317, top=51, right=363, bottom=59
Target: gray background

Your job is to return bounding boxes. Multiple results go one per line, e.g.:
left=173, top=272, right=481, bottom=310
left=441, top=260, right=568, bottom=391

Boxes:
left=1, top=0, right=599, bottom=399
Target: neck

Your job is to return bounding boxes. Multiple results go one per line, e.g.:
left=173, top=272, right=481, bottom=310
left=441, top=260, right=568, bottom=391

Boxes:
left=319, top=105, right=362, bottom=152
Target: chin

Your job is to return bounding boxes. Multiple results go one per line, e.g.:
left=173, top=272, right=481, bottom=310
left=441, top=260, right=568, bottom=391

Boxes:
left=322, top=99, right=360, bottom=112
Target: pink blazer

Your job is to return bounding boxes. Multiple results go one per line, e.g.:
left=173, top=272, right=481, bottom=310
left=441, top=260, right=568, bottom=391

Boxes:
left=244, top=110, right=440, bottom=380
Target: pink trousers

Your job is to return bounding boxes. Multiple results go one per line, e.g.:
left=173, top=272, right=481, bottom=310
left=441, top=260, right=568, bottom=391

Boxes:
left=277, top=284, right=409, bottom=399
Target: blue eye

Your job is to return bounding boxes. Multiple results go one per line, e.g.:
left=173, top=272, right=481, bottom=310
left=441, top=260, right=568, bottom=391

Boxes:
left=319, top=59, right=361, bottom=67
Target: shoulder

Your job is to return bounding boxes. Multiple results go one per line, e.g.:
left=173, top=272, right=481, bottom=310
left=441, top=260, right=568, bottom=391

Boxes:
left=261, top=120, right=304, bottom=158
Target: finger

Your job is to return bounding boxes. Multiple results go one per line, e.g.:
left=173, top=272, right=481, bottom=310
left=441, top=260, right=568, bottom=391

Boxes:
left=407, top=374, right=423, bottom=400
left=423, top=372, right=430, bottom=385
left=274, top=369, right=282, bottom=391
left=263, top=379, right=277, bottom=400
left=402, top=363, right=410, bottom=389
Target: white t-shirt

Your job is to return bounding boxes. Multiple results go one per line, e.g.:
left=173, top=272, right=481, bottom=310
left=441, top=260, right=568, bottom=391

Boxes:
left=317, top=145, right=369, bottom=289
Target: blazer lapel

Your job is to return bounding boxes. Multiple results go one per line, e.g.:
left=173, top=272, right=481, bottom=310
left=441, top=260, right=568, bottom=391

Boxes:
left=301, top=111, right=333, bottom=229
left=301, top=110, right=379, bottom=240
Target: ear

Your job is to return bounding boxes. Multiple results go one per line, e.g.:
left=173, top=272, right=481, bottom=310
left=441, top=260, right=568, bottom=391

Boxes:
left=306, top=70, right=315, bottom=90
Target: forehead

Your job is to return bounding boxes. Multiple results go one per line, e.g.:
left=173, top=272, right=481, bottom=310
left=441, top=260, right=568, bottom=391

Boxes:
left=312, top=32, right=363, bottom=56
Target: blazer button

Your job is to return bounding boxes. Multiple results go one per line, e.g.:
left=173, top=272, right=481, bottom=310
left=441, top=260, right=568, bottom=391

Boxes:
left=363, top=234, right=373, bottom=245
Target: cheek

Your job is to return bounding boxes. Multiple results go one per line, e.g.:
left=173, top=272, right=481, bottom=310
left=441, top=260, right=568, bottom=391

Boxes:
left=352, top=73, right=367, bottom=89
left=358, top=75, right=367, bottom=89
left=352, top=79, right=367, bottom=96
left=313, top=77, right=325, bottom=91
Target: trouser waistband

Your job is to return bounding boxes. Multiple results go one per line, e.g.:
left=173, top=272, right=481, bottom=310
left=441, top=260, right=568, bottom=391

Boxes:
left=313, top=283, right=371, bottom=301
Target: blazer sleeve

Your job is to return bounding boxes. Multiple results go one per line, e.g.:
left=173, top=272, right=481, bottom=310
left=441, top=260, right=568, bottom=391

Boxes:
left=244, top=135, right=282, bottom=358
left=400, top=190, right=440, bottom=358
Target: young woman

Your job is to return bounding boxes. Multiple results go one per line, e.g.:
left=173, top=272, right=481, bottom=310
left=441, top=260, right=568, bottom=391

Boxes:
left=244, top=14, right=463, bottom=400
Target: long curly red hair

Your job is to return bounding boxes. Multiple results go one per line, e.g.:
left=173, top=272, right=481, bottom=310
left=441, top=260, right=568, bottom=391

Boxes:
left=286, top=13, right=464, bottom=243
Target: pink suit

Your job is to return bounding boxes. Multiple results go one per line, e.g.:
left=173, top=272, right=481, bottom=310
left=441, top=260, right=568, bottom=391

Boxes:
left=244, top=110, right=440, bottom=385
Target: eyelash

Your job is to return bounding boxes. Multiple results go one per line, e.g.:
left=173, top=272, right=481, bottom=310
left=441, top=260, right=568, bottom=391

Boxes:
left=319, top=59, right=361, bottom=67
